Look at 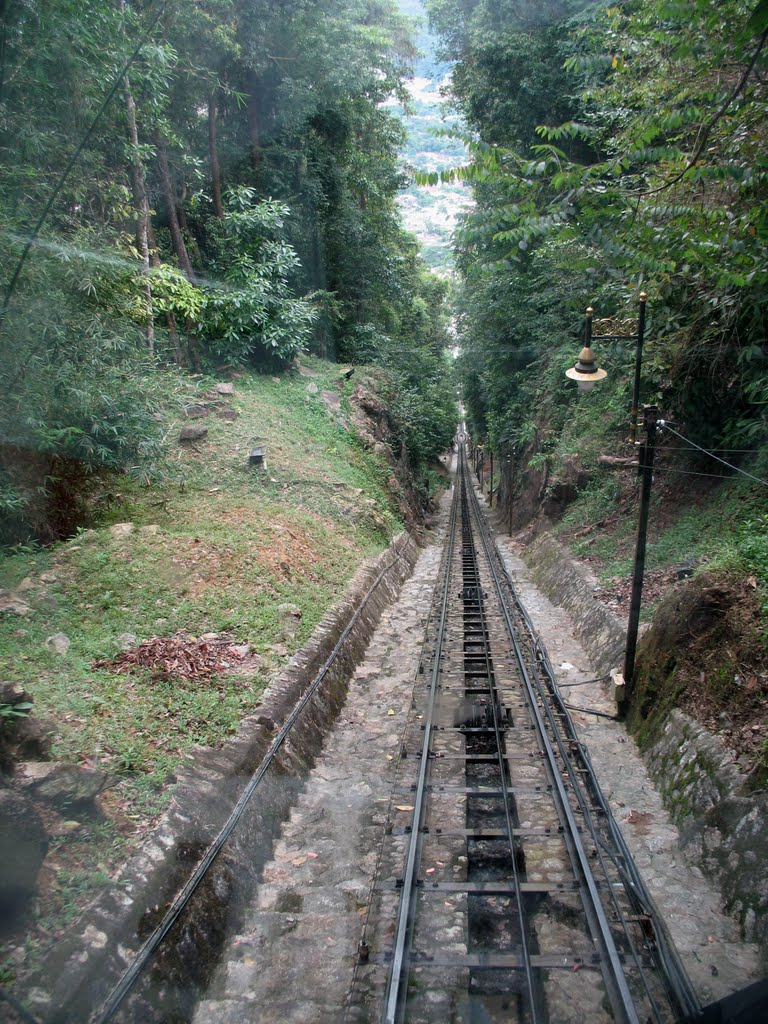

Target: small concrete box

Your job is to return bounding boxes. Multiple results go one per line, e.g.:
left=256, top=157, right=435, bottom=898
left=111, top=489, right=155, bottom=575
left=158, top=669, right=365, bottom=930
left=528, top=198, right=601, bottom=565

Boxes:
left=248, top=445, right=266, bottom=468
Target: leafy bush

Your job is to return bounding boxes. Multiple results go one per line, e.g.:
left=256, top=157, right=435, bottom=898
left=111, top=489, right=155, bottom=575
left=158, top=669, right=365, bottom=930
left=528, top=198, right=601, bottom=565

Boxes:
left=201, top=189, right=317, bottom=367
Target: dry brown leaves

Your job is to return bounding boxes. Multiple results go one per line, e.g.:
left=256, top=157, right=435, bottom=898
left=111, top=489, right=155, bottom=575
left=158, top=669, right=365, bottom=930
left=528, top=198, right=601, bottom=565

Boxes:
left=93, top=634, right=247, bottom=682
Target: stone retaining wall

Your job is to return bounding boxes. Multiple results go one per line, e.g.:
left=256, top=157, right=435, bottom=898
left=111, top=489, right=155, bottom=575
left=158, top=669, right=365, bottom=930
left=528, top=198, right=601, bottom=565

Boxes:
left=27, top=530, right=421, bottom=1023
left=523, top=533, right=625, bottom=678
left=647, top=710, right=768, bottom=964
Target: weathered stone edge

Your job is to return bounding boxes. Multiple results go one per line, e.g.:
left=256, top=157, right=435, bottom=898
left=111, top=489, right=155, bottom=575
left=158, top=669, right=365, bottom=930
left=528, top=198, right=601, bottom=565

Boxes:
left=522, top=532, right=626, bottom=679
left=25, top=529, right=422, bottom=1022
left=647, top=709, right=768, bottom=965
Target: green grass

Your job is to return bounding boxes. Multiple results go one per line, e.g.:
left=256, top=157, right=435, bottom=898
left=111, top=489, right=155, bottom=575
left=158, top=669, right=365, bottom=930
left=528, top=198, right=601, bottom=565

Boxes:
left=562, top=467, right=768, bottom=620
left=0, top=358, right=402, bottom=796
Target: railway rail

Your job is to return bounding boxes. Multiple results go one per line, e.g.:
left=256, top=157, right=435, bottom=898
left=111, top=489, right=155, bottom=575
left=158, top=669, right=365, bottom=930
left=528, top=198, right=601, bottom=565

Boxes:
left=18, top=442, right=709, bottom=1024
left=349, top=444, right=700, bottom=1023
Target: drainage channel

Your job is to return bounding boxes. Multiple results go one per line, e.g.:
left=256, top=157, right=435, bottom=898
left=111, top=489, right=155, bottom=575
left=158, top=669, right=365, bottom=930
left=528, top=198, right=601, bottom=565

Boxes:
left=350, top=445, right=700, bottom=1023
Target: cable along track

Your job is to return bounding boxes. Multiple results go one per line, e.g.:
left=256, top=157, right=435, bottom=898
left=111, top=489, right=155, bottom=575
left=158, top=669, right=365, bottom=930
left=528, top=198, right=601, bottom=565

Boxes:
left=353, top=446, right=699, bottom=1024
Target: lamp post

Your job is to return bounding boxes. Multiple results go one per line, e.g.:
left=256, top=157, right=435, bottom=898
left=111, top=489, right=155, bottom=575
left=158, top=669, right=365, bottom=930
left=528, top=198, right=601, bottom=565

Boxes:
left=506, top=454, right=513, bottom=536
left=565, top=293, right=653, bottom=711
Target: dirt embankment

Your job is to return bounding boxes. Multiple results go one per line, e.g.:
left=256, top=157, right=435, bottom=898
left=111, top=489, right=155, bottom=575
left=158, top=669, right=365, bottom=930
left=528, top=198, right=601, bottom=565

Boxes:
left=630, top=572, right=767, bottom=782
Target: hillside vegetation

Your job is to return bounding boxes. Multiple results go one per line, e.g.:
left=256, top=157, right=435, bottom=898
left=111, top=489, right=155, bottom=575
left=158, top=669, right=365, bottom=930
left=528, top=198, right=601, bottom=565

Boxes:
left=0, top=0, right=455, bottom=547
left=0, top=359, right=427, bottom=969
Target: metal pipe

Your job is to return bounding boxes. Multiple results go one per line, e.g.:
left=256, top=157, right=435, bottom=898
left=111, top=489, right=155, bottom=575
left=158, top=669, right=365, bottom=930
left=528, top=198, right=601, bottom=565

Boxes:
left=623, top=405, right=658, bottom=699
left=629, top=293, right=647, bottom=445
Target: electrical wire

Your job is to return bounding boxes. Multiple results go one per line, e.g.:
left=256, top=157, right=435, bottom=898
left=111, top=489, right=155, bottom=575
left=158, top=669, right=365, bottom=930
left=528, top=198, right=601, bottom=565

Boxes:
left=653, top=445, right=757, bottom=454
left=660, top=424, right=768, bottom=487
left=555, top=675, right=612, bottom=688
left=651, top=466, right=751, bottom=480
left=0, top=987, right=41, bottom=1024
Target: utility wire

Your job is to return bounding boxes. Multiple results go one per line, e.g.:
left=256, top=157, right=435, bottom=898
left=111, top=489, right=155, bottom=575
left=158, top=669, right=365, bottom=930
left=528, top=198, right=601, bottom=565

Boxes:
left=654, top=445, right=757, bottom=454
left=660, top=424, right=768, bottom=487
left=652, top=466, right=754, bottom=481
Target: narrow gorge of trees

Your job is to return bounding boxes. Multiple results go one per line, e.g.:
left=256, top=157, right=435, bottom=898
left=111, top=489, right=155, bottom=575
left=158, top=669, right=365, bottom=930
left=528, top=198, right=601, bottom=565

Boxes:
left=427, top=0, right=767, bottom=467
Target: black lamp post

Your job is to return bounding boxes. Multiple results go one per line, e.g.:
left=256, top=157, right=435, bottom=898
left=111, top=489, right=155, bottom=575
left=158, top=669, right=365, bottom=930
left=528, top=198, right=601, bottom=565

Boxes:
left=565, top=293, right=654, bottom=709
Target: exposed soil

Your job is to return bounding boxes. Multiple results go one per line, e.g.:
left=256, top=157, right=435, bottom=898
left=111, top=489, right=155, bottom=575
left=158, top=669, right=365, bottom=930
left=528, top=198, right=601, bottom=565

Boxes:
left=631, top=572, right=768, bottom=781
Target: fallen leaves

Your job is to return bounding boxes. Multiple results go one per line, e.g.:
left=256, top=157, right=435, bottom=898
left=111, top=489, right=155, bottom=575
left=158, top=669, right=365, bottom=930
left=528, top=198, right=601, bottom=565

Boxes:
left=93, top=633, right=248, bottom=682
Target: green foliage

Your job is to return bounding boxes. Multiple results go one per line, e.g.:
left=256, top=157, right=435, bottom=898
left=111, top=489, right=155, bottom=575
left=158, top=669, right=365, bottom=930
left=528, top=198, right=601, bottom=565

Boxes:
left=0, top=701, right=33, bottom=720
left=0, top=0, right=457, bottom=535
left=428, top=0, right=768, bottom=573
left=201, top=189, right=317, bottom=366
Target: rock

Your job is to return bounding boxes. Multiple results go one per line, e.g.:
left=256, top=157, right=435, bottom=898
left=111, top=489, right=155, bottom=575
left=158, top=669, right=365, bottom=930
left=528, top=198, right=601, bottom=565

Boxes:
left=39, top=571, right=58, bottom=584
left=183, top=403, right=211, bottom=419
left=216, top=382, right=235, bottom=395
left=0, top=687, right=53, bottom=771
left=115, top=632, right=137, bottom=650
left=45, top=632, right=70, bottom=656
left=139, top=524, right=160, bottom=537
left=0, top=590, right=31, bottom=616
left=297, top=364, right=318, bottom=377
left=373, top=441, right=391, bottom=461
left=179, top=424, right=209, bottom=443
left=16, top=761, right=59, bottom=786
left=321, top=390, right=341, bottom=411
left=306, top=382, right=319, bottom=395
left=278, top=603, right=302, bottom=620
left=216, top=407, right=238, bottom=422
left=109, top=522, right=134, bottom=540
left=2, top=718, right=52, bottom=770
left=15, top=577, right=35, bottom=593
left=0, top=789, right=48, bottom=917
left=26, top=764, right=109, bottom=812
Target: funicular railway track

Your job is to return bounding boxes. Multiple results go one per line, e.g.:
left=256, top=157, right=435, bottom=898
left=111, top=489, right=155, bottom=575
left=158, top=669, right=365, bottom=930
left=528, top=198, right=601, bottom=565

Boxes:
left=352, top=444, right=700, bottom=1023
left=37, top=443, right=707, bottom=1024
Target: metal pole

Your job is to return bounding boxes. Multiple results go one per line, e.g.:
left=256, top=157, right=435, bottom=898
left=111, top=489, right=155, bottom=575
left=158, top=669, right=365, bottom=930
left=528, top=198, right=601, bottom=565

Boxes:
left=489, top=452, right=494, bottom=507
left=622, top=405, right=658, bottom=704
left=628, top=293, right=647, bottom=445
left=507, top=455, right=513, bottom=536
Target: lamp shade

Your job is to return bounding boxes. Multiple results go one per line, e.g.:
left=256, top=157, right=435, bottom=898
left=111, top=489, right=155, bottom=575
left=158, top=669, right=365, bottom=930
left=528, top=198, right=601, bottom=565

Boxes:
left=565, top=346, right=608, bottom=391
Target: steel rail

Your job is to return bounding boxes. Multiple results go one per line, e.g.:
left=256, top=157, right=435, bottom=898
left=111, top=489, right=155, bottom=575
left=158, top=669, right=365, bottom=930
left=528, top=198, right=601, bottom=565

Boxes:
left=486, top=531, right=701, bottom=1021
left=382, top=480, right=460, bottom=1024
left=91, top=545, right=411, bottom=1024
left=463, top=447, right=642, bottom=1024
left=457, top=475, right=540, bottom=1020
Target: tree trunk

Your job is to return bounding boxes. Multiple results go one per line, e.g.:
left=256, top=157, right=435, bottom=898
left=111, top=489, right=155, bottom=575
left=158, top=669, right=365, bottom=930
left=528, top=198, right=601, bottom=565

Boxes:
left=121, top=59, right=154, bottom=352
left=208, top=89, right=224, bottom=217
left=156, top=134, right=195, bottom=279
left=246, top=69, right=262, bottom=168
left=146, top=219, right=184, bottom=366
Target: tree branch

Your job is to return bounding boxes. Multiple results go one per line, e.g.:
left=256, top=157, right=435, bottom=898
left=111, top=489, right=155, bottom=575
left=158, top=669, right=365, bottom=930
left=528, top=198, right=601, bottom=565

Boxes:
left=633, top=26, right=768, bottom=198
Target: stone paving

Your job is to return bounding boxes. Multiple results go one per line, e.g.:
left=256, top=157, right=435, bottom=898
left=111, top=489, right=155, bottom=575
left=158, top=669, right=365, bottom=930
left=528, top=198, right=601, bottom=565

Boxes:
left=194, top=489, right=453, bottom=1023
left=194, top=470, right=761, bottom=1024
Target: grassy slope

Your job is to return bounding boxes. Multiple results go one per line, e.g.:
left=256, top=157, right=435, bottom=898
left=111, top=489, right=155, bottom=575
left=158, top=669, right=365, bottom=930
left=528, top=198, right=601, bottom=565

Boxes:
left=0, top=358, right=401, bottom=952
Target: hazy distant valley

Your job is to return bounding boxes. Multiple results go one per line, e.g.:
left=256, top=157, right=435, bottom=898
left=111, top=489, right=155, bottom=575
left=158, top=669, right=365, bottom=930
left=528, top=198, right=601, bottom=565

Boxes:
left=390, top=1, right=472, bottom=271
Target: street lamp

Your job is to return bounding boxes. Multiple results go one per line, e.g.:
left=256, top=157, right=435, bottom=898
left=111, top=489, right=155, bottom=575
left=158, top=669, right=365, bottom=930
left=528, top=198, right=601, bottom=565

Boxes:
left=564, top=292, right=655, bottom=712
left=565, top=308, right=607, bottom=393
